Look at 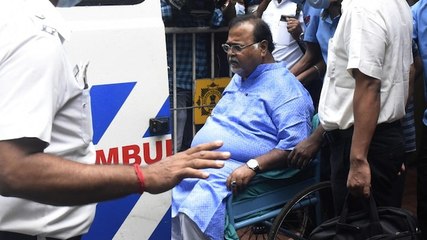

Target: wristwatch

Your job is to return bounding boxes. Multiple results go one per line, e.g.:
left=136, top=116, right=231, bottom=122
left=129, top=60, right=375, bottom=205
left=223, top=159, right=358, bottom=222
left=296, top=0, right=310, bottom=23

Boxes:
left=246, top=159, right=260, bottom=173
left=299, top=32, right=305, bottom=42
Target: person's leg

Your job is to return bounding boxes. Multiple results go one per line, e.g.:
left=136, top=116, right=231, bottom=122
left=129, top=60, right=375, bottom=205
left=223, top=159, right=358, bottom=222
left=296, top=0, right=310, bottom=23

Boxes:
left=172, top=213, right=209, bottom=240
left=326, top=131, right=352, bottom=214
left=368, top=123, right=405, bottom=208
left=418, top=123, right=427, bottom=238
left=327, top=123, right=405, bottom=213
left=318, top=144, right=336, bottom=218
left=171, top=216, right=182, bottom=240
left=173, top=89, right=192, bottom=152
left=180, top=105, right=193, bottom=151
left=172, top=160, right=242, bottom=240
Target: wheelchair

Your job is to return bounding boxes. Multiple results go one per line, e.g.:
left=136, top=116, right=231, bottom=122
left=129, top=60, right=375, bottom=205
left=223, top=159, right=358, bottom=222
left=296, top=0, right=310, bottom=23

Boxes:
left=226, top=158, right=334, bottom=240
left=267, top=180, right=333, bottom=240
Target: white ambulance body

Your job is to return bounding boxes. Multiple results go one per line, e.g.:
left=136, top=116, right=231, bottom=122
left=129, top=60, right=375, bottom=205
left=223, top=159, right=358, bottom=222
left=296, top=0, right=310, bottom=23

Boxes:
left=58, top=0, right=172, bottom=238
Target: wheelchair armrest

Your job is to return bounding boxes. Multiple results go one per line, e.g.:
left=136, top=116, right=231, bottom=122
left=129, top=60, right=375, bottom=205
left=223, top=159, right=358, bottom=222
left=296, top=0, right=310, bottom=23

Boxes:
left=227, top=157, right=321, bottom=229
left=247, top=158, right=320, bottom=186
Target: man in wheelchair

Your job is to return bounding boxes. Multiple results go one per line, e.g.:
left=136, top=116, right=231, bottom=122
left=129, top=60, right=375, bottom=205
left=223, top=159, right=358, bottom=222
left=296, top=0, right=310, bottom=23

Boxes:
left=171, top=14, right=314, bottom=240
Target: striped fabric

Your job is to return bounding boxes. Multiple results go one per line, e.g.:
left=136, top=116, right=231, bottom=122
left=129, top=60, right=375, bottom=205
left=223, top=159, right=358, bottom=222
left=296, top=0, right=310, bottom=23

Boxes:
left=402, top=97, right=416, bottom=153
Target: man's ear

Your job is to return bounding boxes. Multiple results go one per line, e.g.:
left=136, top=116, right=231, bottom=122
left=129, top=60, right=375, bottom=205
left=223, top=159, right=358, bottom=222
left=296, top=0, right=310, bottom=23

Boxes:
left=259, top=40, right=268, bottom=54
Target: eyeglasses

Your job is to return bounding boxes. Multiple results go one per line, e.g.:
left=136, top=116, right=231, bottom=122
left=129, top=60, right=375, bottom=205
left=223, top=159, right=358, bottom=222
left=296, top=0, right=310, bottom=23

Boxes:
left=221, top=42, right=260, bottom=53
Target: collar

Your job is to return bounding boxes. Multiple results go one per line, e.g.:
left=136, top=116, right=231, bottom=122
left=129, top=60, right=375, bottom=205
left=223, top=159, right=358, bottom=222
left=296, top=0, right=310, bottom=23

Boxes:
left=239, top=61, right=287, bottom=84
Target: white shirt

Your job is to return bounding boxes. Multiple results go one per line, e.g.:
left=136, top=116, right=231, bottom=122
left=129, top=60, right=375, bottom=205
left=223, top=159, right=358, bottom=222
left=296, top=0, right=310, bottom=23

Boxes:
left=261, top=0, right=304, bottom=68
left=0, top=0, right=96, bottom=238
left=318, top=0, right=413, bottom=131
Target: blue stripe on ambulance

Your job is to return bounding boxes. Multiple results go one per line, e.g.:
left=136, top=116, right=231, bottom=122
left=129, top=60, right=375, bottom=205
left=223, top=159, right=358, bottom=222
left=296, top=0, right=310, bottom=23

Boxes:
left=83, top=83, right=171, bottom=239
left=90, top=82, right=137, bottom=145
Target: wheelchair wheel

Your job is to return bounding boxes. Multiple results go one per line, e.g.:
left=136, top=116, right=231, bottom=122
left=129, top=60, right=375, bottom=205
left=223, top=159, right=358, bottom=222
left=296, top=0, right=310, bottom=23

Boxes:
left=267, top=181, right=333, bottom=240
left=237, top=221, right=290, bottom=240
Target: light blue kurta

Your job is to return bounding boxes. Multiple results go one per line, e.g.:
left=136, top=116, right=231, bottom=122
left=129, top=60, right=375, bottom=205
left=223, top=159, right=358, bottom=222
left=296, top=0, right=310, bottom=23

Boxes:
left=172, top=61, right=314, bottom=240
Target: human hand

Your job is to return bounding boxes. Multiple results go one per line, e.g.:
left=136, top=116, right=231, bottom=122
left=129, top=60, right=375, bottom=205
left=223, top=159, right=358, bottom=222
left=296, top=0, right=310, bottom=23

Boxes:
left=226, top=165, right=256, bottom=194
left=288, top=136, right=321, bottom=169
left=142, top=141, right=230, bottom=194
left=286, top=17, right=303, bottom=40
left=347, top=158, right=371, bottom=198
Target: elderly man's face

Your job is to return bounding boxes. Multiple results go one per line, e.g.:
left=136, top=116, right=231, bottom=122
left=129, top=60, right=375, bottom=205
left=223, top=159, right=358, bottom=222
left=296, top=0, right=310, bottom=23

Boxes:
left=225, top=22, right=263, bottom=79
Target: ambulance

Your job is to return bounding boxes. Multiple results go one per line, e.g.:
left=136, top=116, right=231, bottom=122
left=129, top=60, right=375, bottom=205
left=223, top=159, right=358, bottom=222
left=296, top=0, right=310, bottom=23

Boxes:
left=58, top=0, right=172, bottom=239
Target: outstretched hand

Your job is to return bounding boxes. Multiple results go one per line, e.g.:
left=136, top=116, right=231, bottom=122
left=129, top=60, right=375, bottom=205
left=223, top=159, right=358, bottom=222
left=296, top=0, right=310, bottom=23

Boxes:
left=142, top=141, right=230, bottom=194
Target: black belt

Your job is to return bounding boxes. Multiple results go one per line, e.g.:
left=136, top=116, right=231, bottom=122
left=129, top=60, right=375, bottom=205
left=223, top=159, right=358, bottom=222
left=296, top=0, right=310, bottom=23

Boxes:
left=0, top=231, right=82, bottom=240
left=324, top=121, right=401, bottom=144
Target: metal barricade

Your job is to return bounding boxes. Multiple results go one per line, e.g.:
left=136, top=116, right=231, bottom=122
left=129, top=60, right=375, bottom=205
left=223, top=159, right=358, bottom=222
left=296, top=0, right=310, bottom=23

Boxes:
left=165, top=26, right=230, bottom=152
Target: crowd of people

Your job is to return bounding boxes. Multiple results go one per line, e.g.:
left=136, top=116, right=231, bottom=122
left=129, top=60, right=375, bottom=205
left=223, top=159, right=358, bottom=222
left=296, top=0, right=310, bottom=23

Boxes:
left=0, top=0, right=426, bottom=239
left=167, top=0, right=427, bottom=239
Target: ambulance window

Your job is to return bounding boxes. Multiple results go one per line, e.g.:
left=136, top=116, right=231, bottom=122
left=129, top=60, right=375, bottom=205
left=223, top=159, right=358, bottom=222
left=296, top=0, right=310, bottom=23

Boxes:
left=77, top=0, right=144, bottom=6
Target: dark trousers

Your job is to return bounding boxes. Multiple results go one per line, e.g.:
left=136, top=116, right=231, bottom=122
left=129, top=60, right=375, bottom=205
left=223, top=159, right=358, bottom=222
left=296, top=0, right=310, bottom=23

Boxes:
left=170, top=88, right=193, bottom=152
left=417, top=123, right=427, bottom=239
left=325, top=121, right=405, bottom=213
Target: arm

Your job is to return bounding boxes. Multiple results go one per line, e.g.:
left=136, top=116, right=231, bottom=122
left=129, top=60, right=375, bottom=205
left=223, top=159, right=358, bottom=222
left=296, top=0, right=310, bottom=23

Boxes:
left=296, top=60, right=325, bottom=86
left=226, top=148, right=289, bottom=192
left=408, top=63, right=415, bottom=101
left=408, top=41, right=422, bottom=101
left=413, top=53, right=423, bottom=85
left=222, top=0, right=238, bottom=24
left=286, top=17, right=303, bottom=42
left=288, top=124, right=325, bottom=169
left=226, top=84, right=313, bottom=192
left=290, top=42, right=323, bottom=83
left=409, top=52, right=423, bottom=101
left=254, top=0, right=271, bottom=18
left=347, top=69, right=381, bottom=198
left=0, top=138, right=230, bottom=205
left=286, top=16, right=307, bottom=53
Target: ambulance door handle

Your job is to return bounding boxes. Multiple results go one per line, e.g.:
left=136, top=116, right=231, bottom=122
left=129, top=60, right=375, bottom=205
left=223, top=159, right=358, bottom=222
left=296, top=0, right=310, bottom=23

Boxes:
left=149, top=117, right=170, bottom=135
